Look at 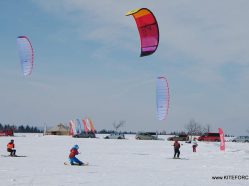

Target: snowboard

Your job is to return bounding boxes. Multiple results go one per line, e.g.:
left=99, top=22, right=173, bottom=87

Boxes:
left=64, top=162, right=89, bottom=166
left=167, top=157, right=189, bottom=160
left=1, top=155, right=27, bottom=157
left=170, top=157, right=189, bottom=160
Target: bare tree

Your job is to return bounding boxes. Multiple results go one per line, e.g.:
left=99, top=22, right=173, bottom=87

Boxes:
left=203, top=124, right=212, bottom=134
left=113, top=120, right=126, bottom=131
left=185, top=119, right=204, bottom=141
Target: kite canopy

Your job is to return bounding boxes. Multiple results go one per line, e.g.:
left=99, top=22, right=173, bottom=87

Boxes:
left=156, top=77, right=170, bottom=120
left=126, top=8, right=159, bottom=57
left=17, top=36, right=34, bottom=77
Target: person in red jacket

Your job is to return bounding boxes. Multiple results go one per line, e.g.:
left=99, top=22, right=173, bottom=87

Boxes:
left=69, top=145, right=83, bottom=165
left=173, top=140, right=181, bottom=158
left=7, top=139, right=16, bottom=156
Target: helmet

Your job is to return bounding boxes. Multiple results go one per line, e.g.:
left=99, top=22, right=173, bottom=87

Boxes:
left=73, top=145, right=79, bottom=149
left=10, top=139, right=14, bottom=142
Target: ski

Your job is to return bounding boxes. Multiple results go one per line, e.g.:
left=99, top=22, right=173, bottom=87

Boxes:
left=64, top=162, right=89, bottom=166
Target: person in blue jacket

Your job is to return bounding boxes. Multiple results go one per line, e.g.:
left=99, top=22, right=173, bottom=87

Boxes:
left=69, top=145, right=83, bottom=165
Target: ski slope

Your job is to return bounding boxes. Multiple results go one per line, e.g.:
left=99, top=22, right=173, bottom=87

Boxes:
left=0, top=134, right=248, bottom=186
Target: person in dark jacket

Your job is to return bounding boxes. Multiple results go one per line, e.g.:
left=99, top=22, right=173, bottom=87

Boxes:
left=173, top=140, right=181, bottom=158
left=69, top=145, right=83, bottom=165
left=7, top=139, right=16, bottom=156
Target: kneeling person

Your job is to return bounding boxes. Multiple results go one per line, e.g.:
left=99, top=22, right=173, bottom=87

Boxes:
left=69, top=145, right=83, bottom=165
left=7, top=139, right=16, bottom=156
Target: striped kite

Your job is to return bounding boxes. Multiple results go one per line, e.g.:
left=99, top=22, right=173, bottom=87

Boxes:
left=17, top=36, right=34, bottom=77
left=126, top=8, right=159, bottom=57
left=156, top=77, right=170, bottom=120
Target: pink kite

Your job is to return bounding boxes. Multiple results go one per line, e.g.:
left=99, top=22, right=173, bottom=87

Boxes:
left=126, top=8, right=159, bottom=57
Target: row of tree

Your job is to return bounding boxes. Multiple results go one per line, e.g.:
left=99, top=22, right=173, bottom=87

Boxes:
left=184, top=119, right=211, bottom=135
left=100, top=119, right=237, bottom=136
left=183, top=119, right=235, bottom=137
left=0, top=123, right=42, bottom=133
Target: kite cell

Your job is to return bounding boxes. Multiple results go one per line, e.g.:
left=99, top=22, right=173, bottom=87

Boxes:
left=17, top=36, right=34, bottom=77
left=126, top=8, right=159, bottom=57
left=156, top=77, right=170, bottom=120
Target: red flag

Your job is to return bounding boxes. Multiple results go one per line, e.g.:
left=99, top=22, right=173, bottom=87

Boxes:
left=82, top=119, right=89, bottom=133
left=88, top=118, right=96, bottom=133
left=218, top=128, right=225, bottom=151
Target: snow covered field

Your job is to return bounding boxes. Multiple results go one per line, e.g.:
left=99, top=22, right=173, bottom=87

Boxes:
left=0, top=134, right=248, bottom=186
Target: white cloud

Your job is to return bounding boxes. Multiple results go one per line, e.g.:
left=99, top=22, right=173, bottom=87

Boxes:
left=32, top=0, right=249, bottom=67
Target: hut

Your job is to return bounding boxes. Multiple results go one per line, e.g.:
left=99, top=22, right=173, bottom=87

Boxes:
left=46, top=123, right=69, bottom=135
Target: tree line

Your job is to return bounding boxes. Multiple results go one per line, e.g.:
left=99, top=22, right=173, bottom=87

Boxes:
left=0, top=119, right=239, bottom=136
left=0, top=123, right=42, bottom=133
left=98, top=119, right=235, bottom=137
left=182, top=119, right=234, bottom=137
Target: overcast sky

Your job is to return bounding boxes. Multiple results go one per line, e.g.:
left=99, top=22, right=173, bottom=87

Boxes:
left=1, top=0, right=249, bottom=135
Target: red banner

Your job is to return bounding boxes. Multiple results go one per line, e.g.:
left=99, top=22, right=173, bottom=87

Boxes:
left=69, top=121, right=74, bottom=136
left=218, top=128, right=225, bottom=151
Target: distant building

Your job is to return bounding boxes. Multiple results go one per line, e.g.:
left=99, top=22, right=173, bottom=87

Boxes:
left=45, top=123, right=69, bottom=136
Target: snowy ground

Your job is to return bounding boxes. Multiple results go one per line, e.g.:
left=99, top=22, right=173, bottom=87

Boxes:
left=0, top=134, right=248, bottom=186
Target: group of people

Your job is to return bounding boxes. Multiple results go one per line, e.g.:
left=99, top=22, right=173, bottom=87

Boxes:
left=6, top=138, right=198, bottom=164
left=6, top=139, right=85, bottom=165
left=70, top=139, right=199, bottom=163
left=173, top=138, right=198, bottom=159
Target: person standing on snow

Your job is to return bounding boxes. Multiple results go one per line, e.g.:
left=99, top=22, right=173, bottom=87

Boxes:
left=68, top=145, right=83, bottom=165
left=7, top=139, right=16, bottom=156
left=192, top=138, right=198, bottom=152
left=173, top=140, right=181, bottom=158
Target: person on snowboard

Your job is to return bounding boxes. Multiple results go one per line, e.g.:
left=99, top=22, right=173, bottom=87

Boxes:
left=68, top=145, right=83, bottom=165
left=7, top=139, right=16, bottom=156
left=192, top=138, right=198, bottom=152
left=173, top=140, right=181, bottom=158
